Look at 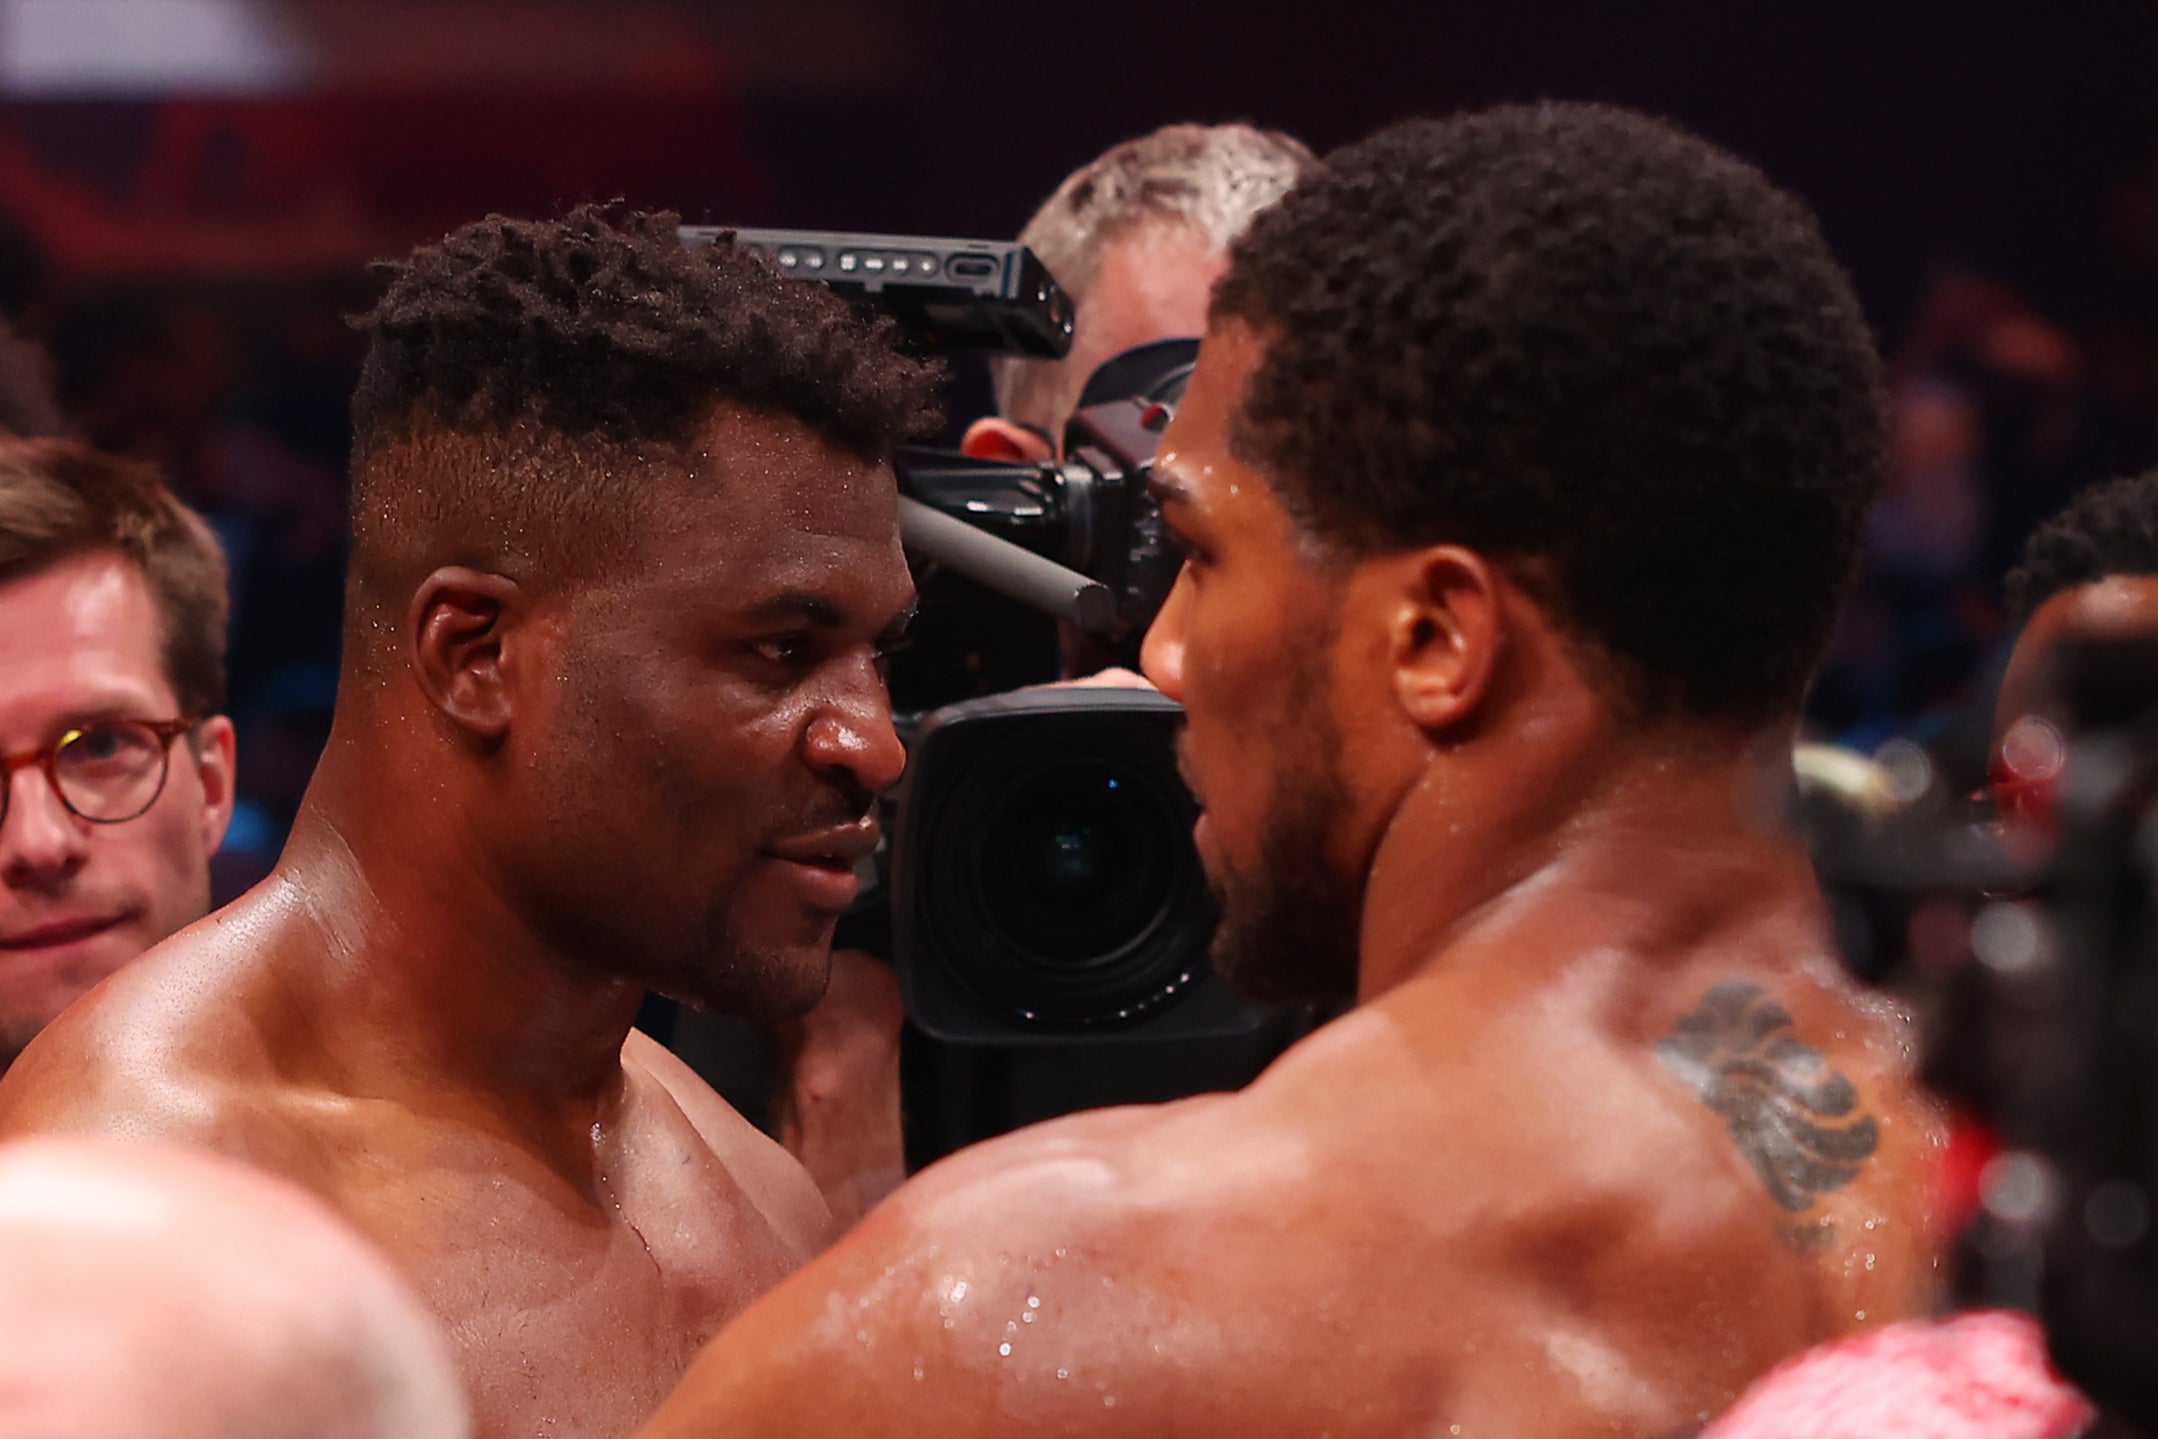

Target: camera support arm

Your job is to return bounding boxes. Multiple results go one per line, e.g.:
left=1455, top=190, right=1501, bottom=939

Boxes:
left=898, top=496, right=1117, bottom=633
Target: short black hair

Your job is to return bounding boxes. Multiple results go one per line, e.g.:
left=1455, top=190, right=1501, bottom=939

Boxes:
left=1213, top=103, right=1887, bottom=724
left=346, top=205, right=939, bottom=609
left=2006, top=470, right=2158, bottom=625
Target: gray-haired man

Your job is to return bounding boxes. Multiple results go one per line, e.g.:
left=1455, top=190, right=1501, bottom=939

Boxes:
left=965, top=122, right=1314, bottom=464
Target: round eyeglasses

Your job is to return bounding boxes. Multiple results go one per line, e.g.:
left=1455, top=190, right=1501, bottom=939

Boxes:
left=0, top=718, right=198, bottom=829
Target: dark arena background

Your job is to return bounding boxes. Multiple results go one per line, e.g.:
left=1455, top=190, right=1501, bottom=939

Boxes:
left=0, top=0, right=2145, bottom=884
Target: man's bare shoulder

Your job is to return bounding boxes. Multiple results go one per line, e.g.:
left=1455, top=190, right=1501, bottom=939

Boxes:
left=646, top=1034, right=1723, bottom=1438
left=622, top=1027, right=831, bottom=1258
left=0, top=916, right=274, bottom=1146
left=640, top=1092, right=1289, bottom=1438
left=646, top=960, right=1938, bottom=1438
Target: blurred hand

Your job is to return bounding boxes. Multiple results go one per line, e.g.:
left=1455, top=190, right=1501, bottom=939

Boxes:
left=1041, top=666, right=1157, bottom=691
left=776, top=948, right=907, bottom=1236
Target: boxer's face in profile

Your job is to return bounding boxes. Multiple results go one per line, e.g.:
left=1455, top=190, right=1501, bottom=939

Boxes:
left=516, top=409, right=913, bottom=1022
left=1142, top=326, right=1362, bottom=1007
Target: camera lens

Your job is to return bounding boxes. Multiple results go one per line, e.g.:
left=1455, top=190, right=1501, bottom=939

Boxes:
left=902, top=698, right=1219, bottom=1031
left=978, top=762, right=1175, bottom=966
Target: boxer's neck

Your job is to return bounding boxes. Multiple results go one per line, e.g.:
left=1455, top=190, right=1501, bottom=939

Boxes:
left=266, top=749, right=646, bottom=1121
left=1356, top=718, right=1815, bottom=1003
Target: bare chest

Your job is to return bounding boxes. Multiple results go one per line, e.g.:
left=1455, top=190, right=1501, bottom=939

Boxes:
left=261, top=1103, right=806, bottom=1439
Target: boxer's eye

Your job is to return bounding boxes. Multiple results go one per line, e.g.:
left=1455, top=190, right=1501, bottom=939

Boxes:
left=751, top=633, right=816, bottom=669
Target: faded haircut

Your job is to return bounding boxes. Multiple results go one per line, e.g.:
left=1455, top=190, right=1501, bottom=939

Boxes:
left=346, top=204, right=941, bottom=632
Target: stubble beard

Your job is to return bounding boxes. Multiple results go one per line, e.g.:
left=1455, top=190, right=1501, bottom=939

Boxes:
left=1200, top=712, right=1363, bottom=1012
left=665, top=903, right=834, bottom=1027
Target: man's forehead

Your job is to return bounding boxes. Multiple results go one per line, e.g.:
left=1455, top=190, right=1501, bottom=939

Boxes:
left=0, top=552, right=176, bottom=729
left=2047, top=575, right=2158, bottom=636
left=1083, top=221, right=1228, bottom=350
left=0, top=552, right=163, bottom=656
left=618, top=468, right=911, bottom=621
left=1152, top=324, right=1269, bottom=503
left=1999, top=575, right=2158, bottom=735
left=632, top=513, right=908, bottom=608
left=689, top=403, right=874, bottom=472
left=678, top=406, right=898, bottom=538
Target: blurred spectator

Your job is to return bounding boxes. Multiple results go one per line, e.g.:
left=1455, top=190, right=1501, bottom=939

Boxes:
left=0, top=313, right=62, bottom=439
left=1811, top=270, right=2158, bottom=755
left=0, top=438, right=235, bottom=1073
left=48, top=291, right=357, bottom=892
left=0, top=1137, right=470, bottom=1439
left=1995, top=467, right=2158, bottom=779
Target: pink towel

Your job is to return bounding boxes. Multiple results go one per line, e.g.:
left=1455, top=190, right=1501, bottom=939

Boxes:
left=1700, top=1310, right=2093, bottom=1439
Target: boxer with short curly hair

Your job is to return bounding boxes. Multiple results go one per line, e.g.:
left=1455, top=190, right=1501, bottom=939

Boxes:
left=640, top=105, right=1936, bottom=1439
left=0, top=206, right=938, bottom=1439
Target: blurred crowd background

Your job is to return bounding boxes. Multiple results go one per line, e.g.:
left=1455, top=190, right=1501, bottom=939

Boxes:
left=1, top=0, right=2153, bottom=886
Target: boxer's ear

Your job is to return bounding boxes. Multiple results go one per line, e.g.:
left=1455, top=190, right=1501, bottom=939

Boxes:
left=961, top=417, right=1055, bottom=463
left=1385, top=545, right=1504, bottom=733
left=408, top=567, right=529, bottom=740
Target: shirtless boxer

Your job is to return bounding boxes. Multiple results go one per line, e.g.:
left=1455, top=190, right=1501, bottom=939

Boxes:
left=0, top=207, right=937, bottom=1438
left=636, top=104, right=1939, bottom=1439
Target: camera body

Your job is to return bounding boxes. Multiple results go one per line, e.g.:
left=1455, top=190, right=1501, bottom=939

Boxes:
left=880, top=337, right=1269, bottom=1044
left=896, top=336, right=1196, bottom=652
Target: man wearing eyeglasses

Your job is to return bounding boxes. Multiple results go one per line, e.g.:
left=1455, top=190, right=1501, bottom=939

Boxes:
left=0, top=437, right=236, bottom=1075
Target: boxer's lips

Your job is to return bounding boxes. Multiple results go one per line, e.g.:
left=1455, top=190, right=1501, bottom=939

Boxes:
left=0, top=911, right=131, bottom=951
left=762, top=823, right=880, bottom=909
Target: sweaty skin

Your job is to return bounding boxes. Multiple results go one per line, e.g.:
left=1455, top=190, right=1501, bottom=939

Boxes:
left=634, top=327, right=1938, bottom=1439
left=0, top=408, right=918, bottom=1439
